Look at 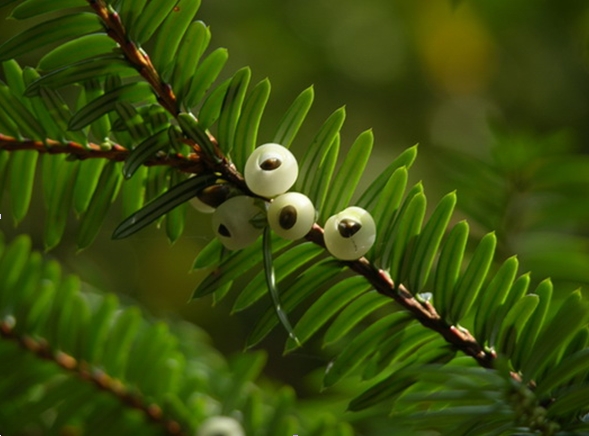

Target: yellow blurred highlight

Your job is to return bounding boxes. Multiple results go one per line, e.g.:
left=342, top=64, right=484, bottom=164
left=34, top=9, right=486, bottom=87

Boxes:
left=415, top=1, right=497, bottom=95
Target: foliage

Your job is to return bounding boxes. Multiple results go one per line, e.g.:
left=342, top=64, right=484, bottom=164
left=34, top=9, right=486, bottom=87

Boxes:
left=0, top=0, right=588, bottom=435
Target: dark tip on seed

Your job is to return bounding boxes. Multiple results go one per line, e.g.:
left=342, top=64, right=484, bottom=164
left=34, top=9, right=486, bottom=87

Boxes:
left=279, top=205, right=297, bottom=230
left=338, top=218, right=361, bottom=238
left=260, top=158, right=282, bottom=171
left=218, top=224, right=231, bottom=238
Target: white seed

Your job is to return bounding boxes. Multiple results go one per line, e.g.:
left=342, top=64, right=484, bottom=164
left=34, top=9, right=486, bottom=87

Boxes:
left=244, top=143, right=298, bottom=198
left=189, top=181, right=231, bottom=214
left=268, top=192, right=315, bottom=240
left=211, top=196, right=264, bottom=250
left=197, top=416, right=245, bottom=436
left=190, top=197, right=215, bottom=214
left=324, top=206, right=376, bottom=260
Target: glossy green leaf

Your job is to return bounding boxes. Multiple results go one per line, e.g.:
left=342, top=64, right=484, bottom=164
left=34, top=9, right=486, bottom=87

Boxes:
left=285, top=276, right=371, bottom=352
left=232, top=78, right=271, bottom=172
left=261, top=227, right=299, bottom=345
left=387, top=191, right=427, bottom=283
left=38, top=34, right=116, bottom=71
left=372, top=166, right=408, bottom=263
left=121, top=165, right=147, bottom=219
left=114, top=101, right=149, bottom=140
left=113, top=173, right=216, bottom=240
left=377, top=181, right=423, bottom=268
left=101, top=307, right=142, bottom=378
left=273, top=86, right=314, bottom=148
left=246, top=260, right=344, bottom=349
left=81, top=79, right=110, bottom=142
left=197, top=78, right=230, bottom=130
left=323, top=290, right=390, bottom=346
left=321, top=129, right=373, bottom=221
left=217, top=67, right=251, bottom=156
left=308, top=134, right=339, bottom=212
left=77, top=161, right=123, bottom=250
left=363, top=325, right=442, bottom=380
left=536, top=348, right=589, bottom=396
left=0, top=101, right=21, bottom=137
left=165, top=171, right=188, bottom=244
left=234, top=242, right=324, bottom=312
left=82, top=293, right=118, bottom=363
left=132, top=0, right=178, bottom=44
left=474, top=255, right=519, bottom=343
left=357, top=144, right=418, bottom=210
left=296, top=107, right=345, bottom=196
left=434, top=220, right=469, bottom=321
left=184, top=48, right=229, bottom=108
left=123, top=128, right=169, bottom=179
left=177, top=112, right=217, bottom=160
left=191, top=237, right=224, bottom=270
left=0, top=13, right=102, bottom=62
left=449, top=232, right=497, bottom=323
left=323, top=312, right=411, bottom=388
left=69, top=82, right=153, bottom=130
left=546, top=385, right=589, bottom=418
left=44, top=156, right=79, bottom=250
left=171, top=20, right=211, bottom=103
left=9, top=150, right=38, bottom=224
left=496, top=294, right=538, bottom=357
left=23, top=279, right=55, bottom=335
left=348, top=365, right=416, bottom=412
left=44, top=272, right=76, bottom=348
left=25, top=56, right=136, bottom=97
left=488, top=272, right=530, bottom=346
left=143, top=104, right=170, bottom=133
left=0, top=151, right=9, bottom=204
left=408, top=191, right=457, bottom=292
left=39, top=86, right=86, bottom=144
left=513, top=279, right=552, bottom=370
left=9, top=0, right=86, bottom=19
left=3, top=59, right=27, bottom=103
left=523, top=290, right=589, bottom=382
left=0, top=235, right=32, bottom=309
left=118, top=0, right=148, bottom=31
left=73, top=159, right=107, bottom=215
left=151, top=0, right=202, bottom=73
left=0, top=85, right=45, bottom=139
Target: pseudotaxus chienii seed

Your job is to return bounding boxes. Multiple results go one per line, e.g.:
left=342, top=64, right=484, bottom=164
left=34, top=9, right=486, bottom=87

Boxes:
left=212, top=196, right=264, bottom=250
left=267, top=192, right=315, bottom=240
left=244, top=143, right=298, bottom=198
left=324, top=206, right=376, bottom=260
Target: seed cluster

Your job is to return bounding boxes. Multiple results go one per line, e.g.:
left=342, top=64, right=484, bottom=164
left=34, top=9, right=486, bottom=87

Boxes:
left=192, top=143, right=376, bottom=260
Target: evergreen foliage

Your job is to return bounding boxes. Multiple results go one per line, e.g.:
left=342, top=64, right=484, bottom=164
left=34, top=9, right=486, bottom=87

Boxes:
left=0, top=1, right=588, bottom=434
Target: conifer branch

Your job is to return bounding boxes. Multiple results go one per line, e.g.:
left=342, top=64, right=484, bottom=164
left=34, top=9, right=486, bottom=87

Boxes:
left=85, top=0, right=500, bottom=371
left=0, top=320, right=187, bottom=436
left=88, top=0, right=179, bottom=116
left=304, top=224, right=497, bottom=369
left=0, top=134, right=205, bottom=174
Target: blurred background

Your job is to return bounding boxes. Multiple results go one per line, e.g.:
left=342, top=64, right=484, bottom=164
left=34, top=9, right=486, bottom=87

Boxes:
left=1, top=0, right=589, bottom=429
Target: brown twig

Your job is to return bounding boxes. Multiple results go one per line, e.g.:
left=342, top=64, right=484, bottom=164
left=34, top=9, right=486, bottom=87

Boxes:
left=88, top=0, right=179, bottom=116
left=304, top=224, right=497, bottom=369
left=0, top=320, right=185, bottom=436
left=0, top=134, right=205, bottom=174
